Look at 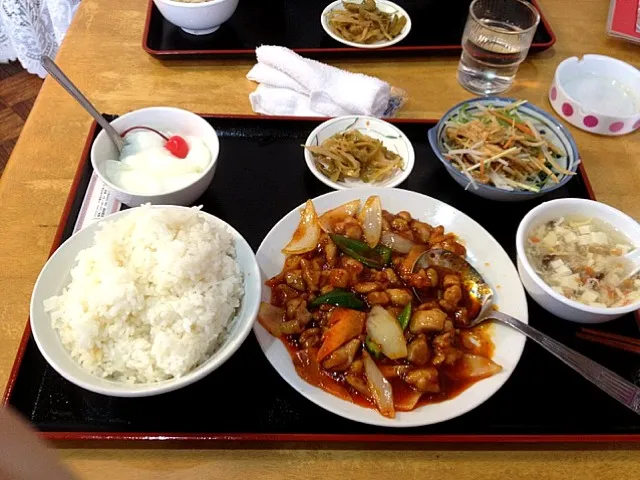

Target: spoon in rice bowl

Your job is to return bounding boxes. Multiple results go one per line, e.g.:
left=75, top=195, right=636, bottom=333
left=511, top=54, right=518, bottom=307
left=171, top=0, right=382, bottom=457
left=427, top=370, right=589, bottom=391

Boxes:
left=413, top=248, right=640, bottom=415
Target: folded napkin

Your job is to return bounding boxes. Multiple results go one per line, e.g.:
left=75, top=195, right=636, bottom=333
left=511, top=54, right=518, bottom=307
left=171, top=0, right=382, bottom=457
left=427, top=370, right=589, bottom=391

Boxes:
left=247, top=46, right=404, bottom=117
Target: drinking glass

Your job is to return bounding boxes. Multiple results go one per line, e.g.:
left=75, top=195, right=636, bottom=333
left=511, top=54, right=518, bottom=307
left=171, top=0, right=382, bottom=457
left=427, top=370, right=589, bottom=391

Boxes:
left=457, top=0, right=540, bottom=95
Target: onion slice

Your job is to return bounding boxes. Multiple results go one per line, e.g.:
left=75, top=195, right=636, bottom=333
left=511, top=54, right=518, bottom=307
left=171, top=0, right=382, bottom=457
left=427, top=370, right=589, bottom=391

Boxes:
left=257, top=302, right=285, bottom=337
left=319, top=200, right=361, bottom=233
left=450, top=353, right=502, bottom=380
left=380, top=231, right=415, bottom=254
left=282, top=200, right=321, bottom=254
left=363, top=351, right=395, bottom=418
left=358, top=195, right=382, bottom=248
left=366, top=305, right=408, bottom=360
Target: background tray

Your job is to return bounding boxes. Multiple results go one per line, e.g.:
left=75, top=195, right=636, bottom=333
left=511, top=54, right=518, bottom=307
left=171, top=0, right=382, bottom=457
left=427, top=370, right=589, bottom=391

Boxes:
left=4, top=115, right=640, bottom=444
left=143, top=0, right=556, bottom=58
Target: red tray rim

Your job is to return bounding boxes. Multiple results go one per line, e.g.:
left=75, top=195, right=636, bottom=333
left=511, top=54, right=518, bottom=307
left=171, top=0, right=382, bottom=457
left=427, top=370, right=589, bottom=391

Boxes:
left=4, top=113, right=639, bottom=445
left=141, top=0, right=557, bottom=57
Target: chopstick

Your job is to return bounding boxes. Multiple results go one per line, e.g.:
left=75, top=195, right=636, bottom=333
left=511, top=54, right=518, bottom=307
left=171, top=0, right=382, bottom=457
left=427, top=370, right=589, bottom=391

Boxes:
left=576, top=327, right=640, bottom=355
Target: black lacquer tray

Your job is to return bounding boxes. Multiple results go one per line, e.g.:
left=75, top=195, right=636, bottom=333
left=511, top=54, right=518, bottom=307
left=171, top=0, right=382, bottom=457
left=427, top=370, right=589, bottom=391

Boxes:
left=143, top=0, right=556, bottom=58
left=4, top=115, right=639, bottom=445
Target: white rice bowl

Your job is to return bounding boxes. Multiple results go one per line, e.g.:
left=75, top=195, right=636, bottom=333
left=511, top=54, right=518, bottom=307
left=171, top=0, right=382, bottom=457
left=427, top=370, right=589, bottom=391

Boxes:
left=42, top=205, right=244, bottom=384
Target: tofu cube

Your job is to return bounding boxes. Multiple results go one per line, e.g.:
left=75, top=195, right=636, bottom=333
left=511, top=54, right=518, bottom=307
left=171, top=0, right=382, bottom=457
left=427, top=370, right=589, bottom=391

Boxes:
left=563, top=232, right=578, bottom=243
left=578, top=235, right=591, bottom=246
left=580, top=290, right=599, bottom=304
left=578, top=225, right=591, bottom=235
left=591, top=232, right=608, bottom=245
left=550, top=259, right=564, bottom=269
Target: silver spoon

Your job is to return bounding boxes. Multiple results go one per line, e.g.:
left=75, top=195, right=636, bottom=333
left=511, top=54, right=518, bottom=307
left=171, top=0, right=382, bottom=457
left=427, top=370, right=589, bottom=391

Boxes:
left=413, top=248, right=640, bottom=415
left=41, top=55, right=125, bottom=153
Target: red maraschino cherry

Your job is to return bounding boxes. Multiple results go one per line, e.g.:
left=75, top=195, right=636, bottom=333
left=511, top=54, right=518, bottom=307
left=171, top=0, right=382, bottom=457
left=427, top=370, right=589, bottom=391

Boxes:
left=119, top=126, right=189, bottom=159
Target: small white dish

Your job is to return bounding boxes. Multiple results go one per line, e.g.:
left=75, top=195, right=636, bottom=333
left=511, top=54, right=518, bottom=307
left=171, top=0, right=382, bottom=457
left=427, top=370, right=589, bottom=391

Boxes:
left=254, top=187, right=528, bottom=427
left=516, top=198, right=640, bottom=324
left=91, top=107, right=219, bottom=208
left=153, top=0, right=239, bottom=35
left=303, top=116, right=415, bottom=190
left=549, top=55, right=640, bottom=136
left=30, top=206, right=261, bottom=397
left=320, top=0, right=412, bottom=49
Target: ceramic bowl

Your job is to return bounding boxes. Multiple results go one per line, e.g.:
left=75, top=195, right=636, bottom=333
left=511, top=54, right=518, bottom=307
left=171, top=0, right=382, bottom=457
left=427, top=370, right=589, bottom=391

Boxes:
left=303, top=116, right=415, bottom=190
left=320, top=0, right=412, bottom=49
left=153, top=0, right=239, bottom=35
left=428, top=97, right=580, bottom=202
left=516, top=198, right=640, bottom=323
left=91, top=107, right=219, bottom=207
left=549, top=55, right=640, bottom=136
left=30, top=206, right=261, bottom=397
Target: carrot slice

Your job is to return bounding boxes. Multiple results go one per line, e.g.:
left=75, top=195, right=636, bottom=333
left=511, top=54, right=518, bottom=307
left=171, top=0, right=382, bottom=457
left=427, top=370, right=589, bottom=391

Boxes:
left=317, top=308, right=366, bottom=362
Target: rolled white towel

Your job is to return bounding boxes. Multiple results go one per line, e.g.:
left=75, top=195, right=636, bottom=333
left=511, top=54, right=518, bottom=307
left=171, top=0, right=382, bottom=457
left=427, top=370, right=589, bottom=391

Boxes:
left=247, top=45, right=395, bottom=117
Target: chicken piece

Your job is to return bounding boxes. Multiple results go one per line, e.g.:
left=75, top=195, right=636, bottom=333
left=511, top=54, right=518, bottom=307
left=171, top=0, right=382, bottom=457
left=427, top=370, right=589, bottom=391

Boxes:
left=386, top=288, right=413, bottom=306
left=443, top=285, right=462, bottom=308
left=273, top=284, right=299, bottom=305
left=442, top=274, right=461, bottom=289
left=324, top=239, right=338, bottom=267
left=384, top=268, right=400, bottom=285
left=301, top=259, right=321, bottom=292
left=439, top=299, right=455, bottom=312
left=391, top=217, right=409, bottom=232
left=444, top=319, right=454, bottom=332
left=354, top=282, right=382, bottom=294
left=345, top=374, right=371, bottom=398
left=283, top=255, right=302, bottom=271
left=367, top=291, right=390, bottom=306
left=404, top=367, right=440, bottom=393
left=299, top=328, right=322, bottom=349
left=417, top=300, right=440, bottom=310
left=286, top=298, right=312, bottom=326
left=406, top=269, right=431, bottom=289
left=398, top=211, right=412, bottom=221
left=439, top=239, right=466, bottom=257
left=341, top=256, right=364, bottom=283
left=284, top=270, right=306, bottom=292
left=426, top=268, right=438, bottom=287
left=409, top=309, right=447, bottom=334
left=411, top=220, right=433, bottom=244
left=349, top=358, right=364, bottom=375
left=429, top=226, right=446, bottom=244
left=431, top=332, right=463, bottom=366
left=335, top=217, right=363, bottom=240
left=454, top=307, right=470, bottom=327
left=328, top=268, right=350, bottom=288
left=322, top=338, right=361, bottom=371
left=407, top=335, right=430, bottom=366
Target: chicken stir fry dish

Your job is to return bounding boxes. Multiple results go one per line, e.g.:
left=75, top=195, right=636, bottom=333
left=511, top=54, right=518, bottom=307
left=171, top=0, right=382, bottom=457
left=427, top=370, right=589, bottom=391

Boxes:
left=258, top=196, right=501, bottom=418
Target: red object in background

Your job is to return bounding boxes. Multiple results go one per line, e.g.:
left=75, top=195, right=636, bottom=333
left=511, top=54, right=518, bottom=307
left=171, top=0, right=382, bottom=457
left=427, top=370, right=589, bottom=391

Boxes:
left=607, top=0, right=640, bottom=43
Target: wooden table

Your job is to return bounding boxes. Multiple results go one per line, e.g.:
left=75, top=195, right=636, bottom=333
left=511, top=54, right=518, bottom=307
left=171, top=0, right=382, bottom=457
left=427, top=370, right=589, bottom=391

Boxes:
left=1, top=0, right=639, bottom=478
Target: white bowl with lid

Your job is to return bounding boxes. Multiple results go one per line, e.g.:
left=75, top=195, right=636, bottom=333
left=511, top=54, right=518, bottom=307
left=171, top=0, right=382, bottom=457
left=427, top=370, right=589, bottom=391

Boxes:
left=549, top=55, right=640, bottom=136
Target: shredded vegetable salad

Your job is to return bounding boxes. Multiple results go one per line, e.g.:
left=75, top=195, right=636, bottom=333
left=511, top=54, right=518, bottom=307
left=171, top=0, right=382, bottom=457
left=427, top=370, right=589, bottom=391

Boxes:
left=442, top=100, right=576, bottom=193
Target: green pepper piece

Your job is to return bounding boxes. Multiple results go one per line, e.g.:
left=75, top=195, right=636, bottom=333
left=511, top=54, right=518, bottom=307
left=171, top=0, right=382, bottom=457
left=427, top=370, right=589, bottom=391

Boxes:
left=365, top=335, right=382, bottom=359
left=309, top=289, right=365, bottom=310
left=398, top=302, right=412, bottom=330
left=375, top=244, right=392, bottom=265
left=329, top=234, right=392, bottom=269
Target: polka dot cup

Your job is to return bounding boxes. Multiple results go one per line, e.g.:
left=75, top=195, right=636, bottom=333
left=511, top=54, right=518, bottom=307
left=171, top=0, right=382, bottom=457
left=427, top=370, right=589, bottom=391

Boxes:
left=549, top=55, right=640, bottom=136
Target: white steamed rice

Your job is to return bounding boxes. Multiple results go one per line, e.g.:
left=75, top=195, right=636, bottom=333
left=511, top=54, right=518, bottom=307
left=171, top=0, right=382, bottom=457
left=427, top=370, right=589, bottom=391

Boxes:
left=43, top=206, right=243, bottom=384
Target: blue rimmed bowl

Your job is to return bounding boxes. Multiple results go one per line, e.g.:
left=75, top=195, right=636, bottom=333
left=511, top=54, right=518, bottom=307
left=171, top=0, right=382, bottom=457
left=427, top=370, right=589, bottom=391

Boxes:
left=428, top=97, right=581, bottom=202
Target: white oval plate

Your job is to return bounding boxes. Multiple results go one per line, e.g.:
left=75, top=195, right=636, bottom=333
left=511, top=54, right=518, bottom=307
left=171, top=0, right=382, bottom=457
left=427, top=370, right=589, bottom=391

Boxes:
left=304, top=116, right=415, bottom=190
left=321, top=0, right=412, bottom=49
left=254, top=188, right=528, bottom=427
